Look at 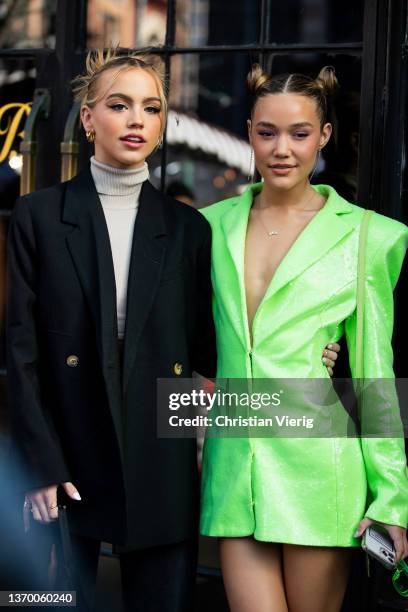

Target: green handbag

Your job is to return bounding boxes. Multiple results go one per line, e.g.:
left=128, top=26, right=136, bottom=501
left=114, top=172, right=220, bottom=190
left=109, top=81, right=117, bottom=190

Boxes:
left=392, top=559, right=408, bottom=597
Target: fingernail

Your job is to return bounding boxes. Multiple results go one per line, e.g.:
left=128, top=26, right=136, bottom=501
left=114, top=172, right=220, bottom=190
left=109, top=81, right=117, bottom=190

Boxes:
left=328, top=344, right=333, bottom=349
left=322, top=357, right=328, bottom=364
left=72, top=491, right=81, bottom=501
left=354, top=530, right=360, bottom=538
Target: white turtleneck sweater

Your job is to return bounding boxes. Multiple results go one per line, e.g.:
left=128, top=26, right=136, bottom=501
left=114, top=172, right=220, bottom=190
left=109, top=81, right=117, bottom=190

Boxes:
left=90, top=156, right=149, bottom=339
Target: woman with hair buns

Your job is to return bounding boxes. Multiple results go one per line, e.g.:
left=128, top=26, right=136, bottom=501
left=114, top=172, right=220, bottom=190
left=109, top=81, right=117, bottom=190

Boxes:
left=200, top=64, right=408, bottom=611
left=7, top=48, right=217, bottom=611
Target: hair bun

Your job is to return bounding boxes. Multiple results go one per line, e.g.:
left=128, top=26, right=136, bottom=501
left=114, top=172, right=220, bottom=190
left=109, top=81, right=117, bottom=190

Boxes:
left=316, top=66, right=339, bottom=96
left=247, top=64, right=271, bottom=95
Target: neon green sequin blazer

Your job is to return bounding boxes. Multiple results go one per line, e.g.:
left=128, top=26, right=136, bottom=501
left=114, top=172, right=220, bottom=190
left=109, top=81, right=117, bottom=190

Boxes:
left=199, top=183, right=408, bottom=546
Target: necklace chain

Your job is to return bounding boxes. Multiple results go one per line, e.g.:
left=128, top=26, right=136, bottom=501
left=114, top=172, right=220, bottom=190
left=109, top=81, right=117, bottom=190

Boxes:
left=254, top=187, right=317, bottom=238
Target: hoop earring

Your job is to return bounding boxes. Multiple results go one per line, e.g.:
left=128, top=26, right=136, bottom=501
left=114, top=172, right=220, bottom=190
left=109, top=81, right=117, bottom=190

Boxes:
left=309, top=148, right=321, bottom=182
left=248, top=147, right=255, bottom=183
left=86, top=130, right=95, bottom=143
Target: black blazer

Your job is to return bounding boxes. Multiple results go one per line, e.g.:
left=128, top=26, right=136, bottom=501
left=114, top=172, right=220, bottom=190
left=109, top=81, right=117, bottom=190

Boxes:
left=7, top=166, right=216, bottom=548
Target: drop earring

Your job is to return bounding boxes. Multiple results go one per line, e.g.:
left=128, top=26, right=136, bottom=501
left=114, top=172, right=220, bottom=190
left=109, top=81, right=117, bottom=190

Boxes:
left=86, top=129, right=95, bottom=143
left=248, top=148, right=255, bottom=183
left=309, top=148, right=321, bottom=182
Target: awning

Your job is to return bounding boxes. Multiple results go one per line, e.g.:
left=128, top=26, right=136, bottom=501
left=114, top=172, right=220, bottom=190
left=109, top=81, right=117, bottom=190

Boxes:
left=166, top=110, right=250, bottom=175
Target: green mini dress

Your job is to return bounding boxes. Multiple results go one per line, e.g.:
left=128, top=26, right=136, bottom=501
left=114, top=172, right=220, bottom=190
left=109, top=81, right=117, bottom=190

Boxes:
left=199, top=184, right=408, bottom=547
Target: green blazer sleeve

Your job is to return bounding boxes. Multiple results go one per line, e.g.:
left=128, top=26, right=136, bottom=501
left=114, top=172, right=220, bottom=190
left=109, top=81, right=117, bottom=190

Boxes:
left=345, top=218, right=408, bottom=527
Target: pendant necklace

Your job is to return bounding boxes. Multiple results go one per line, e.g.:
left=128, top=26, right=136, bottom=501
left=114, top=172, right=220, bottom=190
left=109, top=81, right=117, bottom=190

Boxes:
left=255, top=188, right=317, bottom=238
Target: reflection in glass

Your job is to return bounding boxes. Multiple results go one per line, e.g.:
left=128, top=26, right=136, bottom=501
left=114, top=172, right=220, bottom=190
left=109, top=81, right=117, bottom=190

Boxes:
left=0, top=0, right=57, bottom=49
left=150, top=54, right=253, bottom=207
left=87, top=0, right=166, bottom=49
left=175, top=0, right=209, bottom=47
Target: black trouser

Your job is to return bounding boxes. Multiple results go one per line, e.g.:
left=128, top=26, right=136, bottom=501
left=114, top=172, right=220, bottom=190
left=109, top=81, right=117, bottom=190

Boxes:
left=55, top=531, right=197, bottom=612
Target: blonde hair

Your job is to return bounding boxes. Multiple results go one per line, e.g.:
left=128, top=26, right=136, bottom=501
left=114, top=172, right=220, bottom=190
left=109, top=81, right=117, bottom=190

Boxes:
left=72, top=47, right=168, bottom=140
left=247, top=63, right=339, bottom=127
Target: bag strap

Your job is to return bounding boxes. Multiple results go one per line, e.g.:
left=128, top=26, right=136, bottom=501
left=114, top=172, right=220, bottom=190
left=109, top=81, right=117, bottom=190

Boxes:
left=356, top=209, right=374, bottom=380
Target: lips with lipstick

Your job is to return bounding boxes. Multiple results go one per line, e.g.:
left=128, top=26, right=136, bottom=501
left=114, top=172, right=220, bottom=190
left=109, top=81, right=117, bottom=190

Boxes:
left=120, top=133, right=146, bottom=148
left=269, top=163, right=297, bottom=175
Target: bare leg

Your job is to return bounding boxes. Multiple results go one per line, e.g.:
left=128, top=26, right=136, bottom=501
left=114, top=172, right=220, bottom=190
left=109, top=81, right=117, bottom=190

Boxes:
left=219, top=537, right=288, bottom=612
left=283, top=544, right=351, bottom=612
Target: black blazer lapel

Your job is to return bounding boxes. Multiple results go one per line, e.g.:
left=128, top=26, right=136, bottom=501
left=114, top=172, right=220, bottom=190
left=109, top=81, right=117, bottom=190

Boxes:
left=62, top=167, right=123, bottom=447
left=122, top=181, right=168, bottom=393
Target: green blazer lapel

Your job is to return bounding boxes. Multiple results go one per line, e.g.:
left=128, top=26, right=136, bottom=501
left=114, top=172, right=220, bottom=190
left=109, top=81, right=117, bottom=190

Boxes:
left=220, top=185, right=259, bottom=347
left=220, top=185, right=255, bottom=275
left=265, top=186, right=358, bottom=301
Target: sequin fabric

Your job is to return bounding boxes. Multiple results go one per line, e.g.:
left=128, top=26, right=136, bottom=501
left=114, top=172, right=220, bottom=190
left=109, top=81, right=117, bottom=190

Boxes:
left=199, top=184, right=408, bottom=546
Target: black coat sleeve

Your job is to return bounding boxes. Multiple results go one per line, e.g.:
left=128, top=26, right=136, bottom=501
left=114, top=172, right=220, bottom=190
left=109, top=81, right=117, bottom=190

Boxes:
left=7, top=197, right=71, bottom=491
left=192, top=221, right=217, bottom=379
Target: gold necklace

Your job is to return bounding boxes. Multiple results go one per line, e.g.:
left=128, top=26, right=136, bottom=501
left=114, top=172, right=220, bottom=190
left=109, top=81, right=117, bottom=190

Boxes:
left=257, top=215, right=279, bottom=237
left=255, top=188, right=317, bottom=238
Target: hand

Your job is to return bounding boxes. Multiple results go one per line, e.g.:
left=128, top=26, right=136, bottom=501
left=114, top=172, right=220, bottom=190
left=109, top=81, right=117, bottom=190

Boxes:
left=24, top=481, right=81, bottom=525
left=322, top=342, right=340, bottom=377
left=355, top=517, right=408, bottom=563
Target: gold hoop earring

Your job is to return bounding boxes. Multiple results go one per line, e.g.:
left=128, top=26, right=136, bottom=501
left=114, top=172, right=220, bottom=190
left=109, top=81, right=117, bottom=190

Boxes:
left=86, top=130, right=95, bottom=143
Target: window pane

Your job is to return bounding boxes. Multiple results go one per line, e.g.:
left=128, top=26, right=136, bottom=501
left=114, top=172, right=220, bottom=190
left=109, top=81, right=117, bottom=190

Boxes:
left=175, top=0, right=209, bottom=47
left=150, top=53, right=253, bottom=206
left=87, top=0, right=167, bottom=49
left=175, top=0, right=363, bottom=48
left=176, top=0, right=260, bottom=47
left=267, top=0, right=364, bottom=45
left=0, top=0, right=57, bottom=49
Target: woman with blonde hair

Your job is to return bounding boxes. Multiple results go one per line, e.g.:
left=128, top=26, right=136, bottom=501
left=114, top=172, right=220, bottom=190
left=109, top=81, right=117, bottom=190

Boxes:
left=7, top=48, right=216, bottom=611
left=200, top=64, right=408, bottom=611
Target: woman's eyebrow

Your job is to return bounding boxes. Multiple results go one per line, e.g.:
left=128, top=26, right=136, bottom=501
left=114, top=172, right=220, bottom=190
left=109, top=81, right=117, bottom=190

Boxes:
left=106, top=93, right=133, bottom=104
left=291, top=122, right=314, bottom=128
left=143, top=97, right=162, bottom=104
left=255, top=121, right=314, bottom=128
left=106, top=93, right=161, bottom=105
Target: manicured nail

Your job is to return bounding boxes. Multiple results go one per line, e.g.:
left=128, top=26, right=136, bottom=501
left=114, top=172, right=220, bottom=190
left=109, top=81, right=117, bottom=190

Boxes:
left=72, top=491, right=81, bottom=501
